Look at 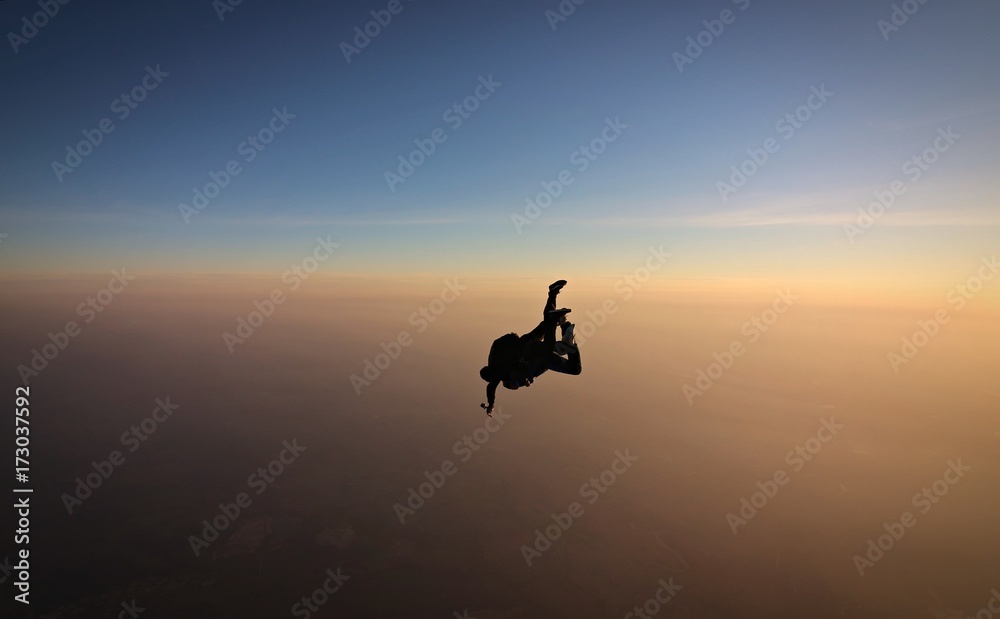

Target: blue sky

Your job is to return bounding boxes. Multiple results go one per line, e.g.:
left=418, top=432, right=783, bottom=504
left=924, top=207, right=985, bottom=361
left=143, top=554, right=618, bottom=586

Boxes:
left=1, top=0, right=998, bottom=275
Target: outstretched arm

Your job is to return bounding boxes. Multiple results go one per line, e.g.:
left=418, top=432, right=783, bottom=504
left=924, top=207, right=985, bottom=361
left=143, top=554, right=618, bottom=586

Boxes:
left=482, top=380, right=499, bottom=416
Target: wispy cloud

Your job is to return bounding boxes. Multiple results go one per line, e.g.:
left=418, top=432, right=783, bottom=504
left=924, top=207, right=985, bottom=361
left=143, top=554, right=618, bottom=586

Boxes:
left=541, top=209, right=1000, bottom=228
left=0, top=206, right=471, bottom=227
left=535, top=186, right=1000, bottom=228
left=3, top=184, right=996, bottom=231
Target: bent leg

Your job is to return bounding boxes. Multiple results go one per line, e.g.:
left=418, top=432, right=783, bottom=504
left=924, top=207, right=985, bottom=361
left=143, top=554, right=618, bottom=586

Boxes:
left=547, top=343, right=581, bottom=375
left=524, top=282, right=567, bottom=345
left=541, top=289, right=567, bottom=344
left=542, top=289, right=558, bottom=317
left=520, top=320, right=547, bottom=343
left=524, top=294, right=562, bottom=344
left=543, top=315, right=559, bottom=345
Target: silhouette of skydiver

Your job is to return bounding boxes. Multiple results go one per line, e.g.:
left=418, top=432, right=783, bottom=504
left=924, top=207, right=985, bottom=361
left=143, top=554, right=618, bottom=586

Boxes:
left=480, top=280, right=581, bottom=416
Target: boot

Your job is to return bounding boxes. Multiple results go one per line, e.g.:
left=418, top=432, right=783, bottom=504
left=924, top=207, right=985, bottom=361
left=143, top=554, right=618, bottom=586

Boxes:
left=546, top=308, right=572, bottom=323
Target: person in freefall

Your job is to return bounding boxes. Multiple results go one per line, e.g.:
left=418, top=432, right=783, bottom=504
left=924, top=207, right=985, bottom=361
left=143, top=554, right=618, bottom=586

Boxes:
left=480, top=280, right=581, bottom=417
